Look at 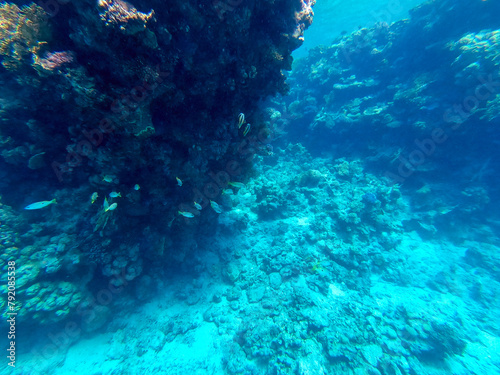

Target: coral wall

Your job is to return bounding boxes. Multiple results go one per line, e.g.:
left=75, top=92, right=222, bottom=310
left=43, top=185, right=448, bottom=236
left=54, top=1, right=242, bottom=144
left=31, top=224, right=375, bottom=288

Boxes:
left=0, top=0, right=316, bottom=326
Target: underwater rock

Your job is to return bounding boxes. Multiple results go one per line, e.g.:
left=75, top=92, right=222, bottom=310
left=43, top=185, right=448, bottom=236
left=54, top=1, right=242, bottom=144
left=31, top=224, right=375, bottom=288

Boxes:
left=361, top=344, right=383, bottom=367
left=1, top=146, right=29, bottom=165
left=28, top=152, right=46, bottom=169
left=224, top=263, right=241, bottom=284
left=464, top=242, right=500, bottom=280
left=269, top=272, right=282, bottom=290
left=246, top=285, right=266, bottom=303
left=98, top=0, right=154, bottom=36
left=299, top=169, right=323, bottom=187
left=0, top=3, right=51, bottom=71
left=362, top=192, right=378, bottom=204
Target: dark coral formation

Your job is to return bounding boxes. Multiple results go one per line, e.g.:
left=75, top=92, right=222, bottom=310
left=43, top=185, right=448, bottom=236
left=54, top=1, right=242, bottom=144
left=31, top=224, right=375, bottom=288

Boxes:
left=0, top=0, right=315, bottom=326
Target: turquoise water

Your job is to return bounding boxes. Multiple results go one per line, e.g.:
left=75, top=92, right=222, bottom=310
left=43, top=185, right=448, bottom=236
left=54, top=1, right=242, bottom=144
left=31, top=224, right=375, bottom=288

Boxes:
left=1, top=0, right=500, bottom=374
left=294, top=0, right=425, bottom=58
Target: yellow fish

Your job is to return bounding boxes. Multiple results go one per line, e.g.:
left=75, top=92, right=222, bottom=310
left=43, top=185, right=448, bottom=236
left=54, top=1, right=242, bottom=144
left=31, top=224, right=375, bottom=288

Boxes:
left=91, top=192, right=98, bottom=204
left=210, top=200, right=223, bottom=214
left=243, top=123, right=251, bottom=136
left=228, top=182, right=245, bottom=189
left=24, top=199, right=57, bottom=210
left=178, top=211, right=195, bottom=218
left=176, top=177, right=183, bottom=186
left=105, top=202, right=118, bottom=212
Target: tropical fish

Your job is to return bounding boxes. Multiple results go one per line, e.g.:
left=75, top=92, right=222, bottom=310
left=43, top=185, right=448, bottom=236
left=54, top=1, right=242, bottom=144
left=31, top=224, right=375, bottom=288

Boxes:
left=243, top=123, right=251, bottom=136
left=178, top=211, right=195, bottom=218
left=176, top=177, right=183, bottom=186
left=109, top=192, right=121, bottom=198
left=103, top=197, right=109, bottom=210
left=105, top=202, right=118, bottom=212
left=194, top=202, right=202, bottom=210
left=210, top=200, right=223, bottom=214
left=221, top=189, right=233, bottom=195
left=102, top=175, right=114, bottom=183
left=238, top=113, right=245, bottom=129
left=134, top=184, right=140, bottom=191
left=24, top=199, right=57, bottom=210
left=437, top=205, right=458, bottom=215
left=90, top=192, right=98, bottom=204
left=228, top=182, right=245, bottom=189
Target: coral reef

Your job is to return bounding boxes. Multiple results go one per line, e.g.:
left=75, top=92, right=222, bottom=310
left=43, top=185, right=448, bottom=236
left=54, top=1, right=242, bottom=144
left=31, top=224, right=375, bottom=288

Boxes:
left=276, top=0, right=500, bottom=237
left=0, top=3, right=51, bottom=71
left=0, top=0, right=317, bottom=330
left=2, top=1, right=500, bottom=374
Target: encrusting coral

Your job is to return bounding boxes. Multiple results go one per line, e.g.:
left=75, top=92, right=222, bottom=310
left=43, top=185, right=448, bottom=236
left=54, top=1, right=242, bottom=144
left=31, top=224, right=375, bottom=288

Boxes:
left=0, top=3, right=51, bottom=71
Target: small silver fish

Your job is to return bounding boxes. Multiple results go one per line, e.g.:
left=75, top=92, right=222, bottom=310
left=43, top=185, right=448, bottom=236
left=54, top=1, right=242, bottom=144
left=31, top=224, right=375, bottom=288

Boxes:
left=24, top=199, right=57, bottom=210
left=134, top=184, right=140, bottom=191
left=228, top=182, right=245, bottom=189
left=178, top=211, right=195, bottom=218
left=238, top=113, right=245, bottom=129
left=210, top=200, right=223, bottom=214
left=194, top=202, right=202, bottom=210
left=109, top=192, right=121, bottom=198
left=243, top=123, right=251, bottom=136
left=176, top=177, right=183, bottom=186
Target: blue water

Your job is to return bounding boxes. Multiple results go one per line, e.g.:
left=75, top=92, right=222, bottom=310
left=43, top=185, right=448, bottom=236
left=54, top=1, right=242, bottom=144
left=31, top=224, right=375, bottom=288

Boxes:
left=1, top=0, right=500, bottom=374
left=294, top=0, right=425, bottom=59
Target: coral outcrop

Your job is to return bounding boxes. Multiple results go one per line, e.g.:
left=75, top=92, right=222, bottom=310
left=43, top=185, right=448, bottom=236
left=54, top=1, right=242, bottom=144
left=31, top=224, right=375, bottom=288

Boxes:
left=0, top=0, right=316, bottom=328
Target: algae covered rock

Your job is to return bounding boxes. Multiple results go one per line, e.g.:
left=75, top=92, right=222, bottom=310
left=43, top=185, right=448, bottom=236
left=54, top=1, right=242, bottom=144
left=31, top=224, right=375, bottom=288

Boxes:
left=0, top=3, right=51, bottom=71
